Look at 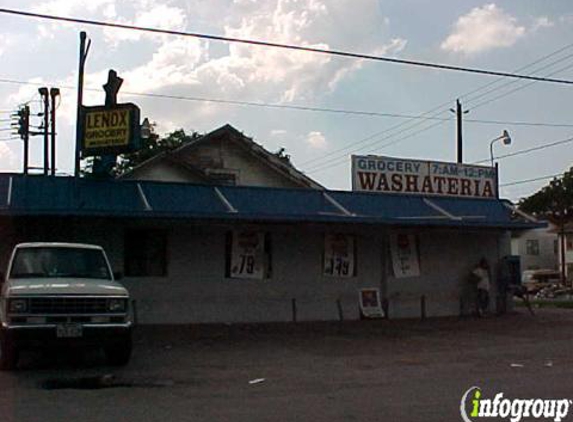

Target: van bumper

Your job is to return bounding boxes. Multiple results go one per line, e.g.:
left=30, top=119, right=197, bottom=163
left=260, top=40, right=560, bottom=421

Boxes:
left=0, top=323, right=132, bottom=348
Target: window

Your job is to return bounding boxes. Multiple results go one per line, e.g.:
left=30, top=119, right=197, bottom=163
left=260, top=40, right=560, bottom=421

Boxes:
left=124, top=230, right=168, bottom=277
left=10, top=247, right=110, bottom=280
left=526, top=239, right=539, bottom=256
left=225, top=231, right=272, bottom=279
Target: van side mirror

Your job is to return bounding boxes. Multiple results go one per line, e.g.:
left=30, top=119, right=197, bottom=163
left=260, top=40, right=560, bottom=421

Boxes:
left=113, top=271, right=123, bottom=281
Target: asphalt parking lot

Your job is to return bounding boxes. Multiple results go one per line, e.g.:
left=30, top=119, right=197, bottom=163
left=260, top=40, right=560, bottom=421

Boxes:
left=2, top=308, right=573, bottom=422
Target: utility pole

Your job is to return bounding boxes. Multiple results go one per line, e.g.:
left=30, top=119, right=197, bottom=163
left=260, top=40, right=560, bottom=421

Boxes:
left=39, top=87, right=49, bottom=176
left=75, top=31, right=91, bottom=178
left=450, top=99, right=469, bottom=163
left=49, top=88, right=60, bottom=176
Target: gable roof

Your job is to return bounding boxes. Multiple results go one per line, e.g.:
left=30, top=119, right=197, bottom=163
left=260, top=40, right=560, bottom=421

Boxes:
left=120, top=124, right=323, bottom=189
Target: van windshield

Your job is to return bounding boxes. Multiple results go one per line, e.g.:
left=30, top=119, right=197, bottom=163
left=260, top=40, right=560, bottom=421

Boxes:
left=10, top=247, right=111, bottom=280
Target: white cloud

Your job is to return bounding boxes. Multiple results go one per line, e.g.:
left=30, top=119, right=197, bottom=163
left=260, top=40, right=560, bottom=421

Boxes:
left=271, top=129, right=287, bottom=136
left=10, top=0, right=405, bottom=142
left=188, top=0, right=405, bottom=103
left=102, top=4, right=188, bottom=45
left=105, top=0, right=406, bottom=131
left=32, top=0, right=117, bottom=39
left=441, top=4, right=525, bottom=55
left=0, top=35, right=11, bottom=57
left=0, top=143, right=18, bottom=171
left=34, top=0, right=116, bottom=15
left=306, top=131, right=327, bottom=149
left=532, top=16, right=554, bottom=32
left=121, top=38, right=204, bottom=93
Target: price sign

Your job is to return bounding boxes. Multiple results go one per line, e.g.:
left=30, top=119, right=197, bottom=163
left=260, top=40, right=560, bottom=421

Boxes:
left=324, top=234, right=355, bottom=277
left=231, top=231, right=265, bottom=279
left=390, top=233, right=420, bottom=278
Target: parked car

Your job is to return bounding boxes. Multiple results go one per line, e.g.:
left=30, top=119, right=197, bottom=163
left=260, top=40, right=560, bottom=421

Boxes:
left=0, top=242, right=132, bottom=370
left=521, top=269, right=561, bottom=294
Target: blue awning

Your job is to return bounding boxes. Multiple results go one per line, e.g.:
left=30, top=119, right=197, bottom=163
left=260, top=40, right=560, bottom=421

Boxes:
left=0, top=174, right=541, bottom=229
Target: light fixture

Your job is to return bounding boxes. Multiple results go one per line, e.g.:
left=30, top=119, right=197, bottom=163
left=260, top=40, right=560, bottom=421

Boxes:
left=490, top=130, right=512, bottom=167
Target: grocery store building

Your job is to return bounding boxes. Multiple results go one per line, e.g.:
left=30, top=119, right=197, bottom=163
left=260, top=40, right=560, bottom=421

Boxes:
left=0, top=125, right=540, bottom=324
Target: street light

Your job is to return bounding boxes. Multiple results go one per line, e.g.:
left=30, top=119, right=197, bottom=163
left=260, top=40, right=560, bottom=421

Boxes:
left=489, top=130, right=512, bottom=167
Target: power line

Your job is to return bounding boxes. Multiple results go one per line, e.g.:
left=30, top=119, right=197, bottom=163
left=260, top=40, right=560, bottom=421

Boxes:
left=473, top=135, right=573, bottom=165
left=468, top=61, right=573, bottom=111
left=500, top=172, right=563, bottom=188
left=299, top=44, right=573, bottom=169
left=305, top=120, right=446, bottom=174
left=1, top=76, right=572, bottom=129
left=465, top=119, right=573, bottom=128
left=304, top=56, right=573, bottom=173
left=2, top=8, right=573, bottom=85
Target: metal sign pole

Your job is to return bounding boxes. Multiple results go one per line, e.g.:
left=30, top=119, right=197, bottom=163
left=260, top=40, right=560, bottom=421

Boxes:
left=74, top=31, right=90, bottom=178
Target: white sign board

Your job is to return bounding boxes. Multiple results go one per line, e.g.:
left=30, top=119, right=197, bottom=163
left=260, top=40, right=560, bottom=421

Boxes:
left=230, top=231, right=265, bottom=279
left=390, top=233, right=420, bottom=278
left=324, top=234, right=355, bottom=277
left=351, top=155, right=497, bottom=199
left=359, top=288, right=385, bottom=318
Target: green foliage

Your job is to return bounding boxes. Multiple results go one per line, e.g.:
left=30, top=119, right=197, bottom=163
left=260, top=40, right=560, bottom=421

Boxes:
left=518, top=167, right=573, bottom=220
left=83, top=128, right=201, bottom=178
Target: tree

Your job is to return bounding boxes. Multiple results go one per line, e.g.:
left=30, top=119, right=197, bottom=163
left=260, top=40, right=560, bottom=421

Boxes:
left=518, top=168, right=573, bottom=285
left=83, top=128, right=202, bottom=178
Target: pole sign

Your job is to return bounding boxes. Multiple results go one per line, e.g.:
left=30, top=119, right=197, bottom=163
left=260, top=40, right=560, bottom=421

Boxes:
left=79, top=103, right=141, bottom=157
left=351, top=155, right=498, bottom=199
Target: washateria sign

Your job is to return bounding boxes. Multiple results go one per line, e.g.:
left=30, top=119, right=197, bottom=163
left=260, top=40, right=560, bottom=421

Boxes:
left=80, top=103, right=141, bottom=156
left=351, top=155, right=498, bottom=199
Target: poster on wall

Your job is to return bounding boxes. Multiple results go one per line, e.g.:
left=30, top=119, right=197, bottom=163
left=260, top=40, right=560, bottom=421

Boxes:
left=324, top=234, right=355, bottom=277
left=230, top=231, right=265, bottom=279
left=390, top=233, right=420, bottom=278
left=359, top=288, right=385, bottom=318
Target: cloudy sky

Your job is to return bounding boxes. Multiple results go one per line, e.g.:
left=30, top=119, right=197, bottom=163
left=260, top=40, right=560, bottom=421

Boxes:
left=0, top=0, right=572, bottom=201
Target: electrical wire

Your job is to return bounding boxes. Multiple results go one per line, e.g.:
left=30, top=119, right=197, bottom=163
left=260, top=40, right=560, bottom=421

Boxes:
left=0, top=77, right=571, bottom=129
left=305, top=60, right=573, bottom=173
left=1, top=7, right=573, bottom=85
left=473, top=135, right=573, bottom=165
left=500, top=173, right=563, bottom=188
left=301, top=42, right=573, bottom=170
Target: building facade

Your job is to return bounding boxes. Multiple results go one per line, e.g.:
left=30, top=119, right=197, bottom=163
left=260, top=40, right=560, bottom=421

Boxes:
left=0, top=125, right=539, bottom=324
left=511, top=224, right=558, bottom=272
left=0, top=175, right=535, bottom=324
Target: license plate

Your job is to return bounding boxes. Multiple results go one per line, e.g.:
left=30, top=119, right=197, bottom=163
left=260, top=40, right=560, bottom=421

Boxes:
left=56, top=324, right=83, bottom=338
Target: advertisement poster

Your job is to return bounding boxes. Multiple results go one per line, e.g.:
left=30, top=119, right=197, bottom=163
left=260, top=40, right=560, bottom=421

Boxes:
left=230, top=231, right=265, bottom=280
left=359, top=288, right=385, bottom=318
left=324, top=234, right=355, bottom=277
left=390, top=233, right=420, bottom=278
left=351, top=155, right=497, bottom=199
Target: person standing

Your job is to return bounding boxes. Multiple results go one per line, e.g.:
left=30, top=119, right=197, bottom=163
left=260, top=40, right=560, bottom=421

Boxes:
left=471, top=258, right=491, bottom=316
